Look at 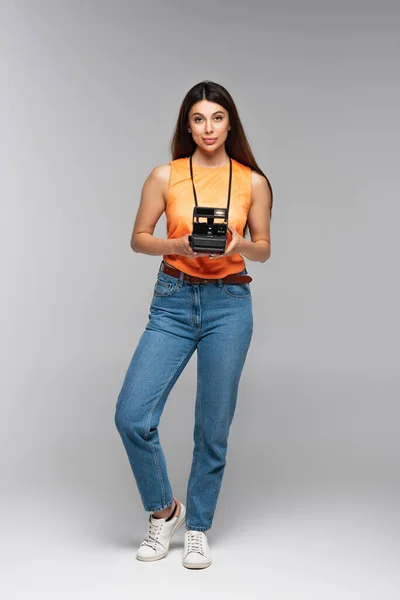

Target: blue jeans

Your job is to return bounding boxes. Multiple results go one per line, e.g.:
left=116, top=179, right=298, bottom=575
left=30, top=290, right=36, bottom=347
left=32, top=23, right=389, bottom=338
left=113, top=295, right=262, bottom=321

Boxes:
left=114, top=261, right=253, bottom=532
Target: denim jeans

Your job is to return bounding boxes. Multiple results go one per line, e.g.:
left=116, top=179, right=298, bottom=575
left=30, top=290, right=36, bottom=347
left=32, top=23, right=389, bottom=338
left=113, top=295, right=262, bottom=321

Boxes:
left=114, top=260, right=253, bottom=532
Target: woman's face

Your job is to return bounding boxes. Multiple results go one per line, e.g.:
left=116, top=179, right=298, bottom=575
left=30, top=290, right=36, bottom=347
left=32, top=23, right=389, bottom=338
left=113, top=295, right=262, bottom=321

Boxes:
left=188, top=100, right=230, bottom=152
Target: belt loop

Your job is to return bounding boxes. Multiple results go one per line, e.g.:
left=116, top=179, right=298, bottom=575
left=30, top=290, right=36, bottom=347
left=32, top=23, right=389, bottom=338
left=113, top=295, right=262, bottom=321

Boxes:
left=178, top=270, right=184, bottom=287
left=217, top=277, right=223, bottom=288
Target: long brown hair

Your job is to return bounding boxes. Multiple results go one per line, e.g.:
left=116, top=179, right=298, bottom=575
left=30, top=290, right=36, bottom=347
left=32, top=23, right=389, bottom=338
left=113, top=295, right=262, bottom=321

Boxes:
left=170, top=80, right=273, bottom=239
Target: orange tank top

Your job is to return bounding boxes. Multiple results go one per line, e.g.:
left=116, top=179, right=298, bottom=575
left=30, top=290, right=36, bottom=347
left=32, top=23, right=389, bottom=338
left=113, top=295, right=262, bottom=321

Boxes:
left=163, top=156, right=252, bottom=278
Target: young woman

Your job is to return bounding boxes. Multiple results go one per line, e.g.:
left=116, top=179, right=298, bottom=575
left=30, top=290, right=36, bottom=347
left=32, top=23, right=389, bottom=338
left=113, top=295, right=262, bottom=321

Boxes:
left=114, top=80, right=273, bottom=569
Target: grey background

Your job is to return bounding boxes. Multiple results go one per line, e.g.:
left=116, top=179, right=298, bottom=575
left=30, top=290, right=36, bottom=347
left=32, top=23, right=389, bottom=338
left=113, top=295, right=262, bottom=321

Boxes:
left=1, top=0, right=399, bottom=598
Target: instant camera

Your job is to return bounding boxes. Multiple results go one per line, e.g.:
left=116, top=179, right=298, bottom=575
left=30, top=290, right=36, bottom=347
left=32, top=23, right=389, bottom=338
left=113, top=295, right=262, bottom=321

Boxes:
left=188, top=206, right=228, bottom=254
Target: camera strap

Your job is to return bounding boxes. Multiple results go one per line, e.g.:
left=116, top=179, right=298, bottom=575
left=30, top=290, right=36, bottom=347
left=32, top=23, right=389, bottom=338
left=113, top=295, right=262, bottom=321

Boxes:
left=189, top=155, right=232, bottom=219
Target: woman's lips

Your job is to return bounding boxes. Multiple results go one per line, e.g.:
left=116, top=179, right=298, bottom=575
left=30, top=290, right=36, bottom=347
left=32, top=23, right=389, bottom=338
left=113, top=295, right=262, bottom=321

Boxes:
left=203, top=138, right=217, bottom=145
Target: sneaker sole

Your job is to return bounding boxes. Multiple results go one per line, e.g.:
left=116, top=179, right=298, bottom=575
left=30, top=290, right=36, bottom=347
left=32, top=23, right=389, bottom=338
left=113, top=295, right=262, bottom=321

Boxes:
left=136, top=503, right=186, bottom=562
left=182, top=558, right=212, bottom=569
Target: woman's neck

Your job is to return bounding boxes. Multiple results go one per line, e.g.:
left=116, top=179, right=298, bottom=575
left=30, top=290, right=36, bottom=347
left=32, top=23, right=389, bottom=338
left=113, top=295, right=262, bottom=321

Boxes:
left=191, top=148, right=230, bottom=168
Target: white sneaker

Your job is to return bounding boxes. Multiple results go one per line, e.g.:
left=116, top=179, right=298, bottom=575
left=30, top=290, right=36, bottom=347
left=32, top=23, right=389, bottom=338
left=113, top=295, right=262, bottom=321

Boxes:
left=136, top=499, right=186, bottom=561
left=182, top=530, right=212, bottom=569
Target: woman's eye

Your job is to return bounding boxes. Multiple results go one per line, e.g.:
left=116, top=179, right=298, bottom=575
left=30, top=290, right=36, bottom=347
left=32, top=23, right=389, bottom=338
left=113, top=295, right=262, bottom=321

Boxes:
left=193, top=116, right=224, bottom=123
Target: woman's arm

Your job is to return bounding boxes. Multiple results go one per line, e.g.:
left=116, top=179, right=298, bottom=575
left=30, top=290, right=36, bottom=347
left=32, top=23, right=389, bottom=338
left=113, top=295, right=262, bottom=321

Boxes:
left=130, top=165, right=176, bottom=256
left=238, top=171, right=272, bottom=263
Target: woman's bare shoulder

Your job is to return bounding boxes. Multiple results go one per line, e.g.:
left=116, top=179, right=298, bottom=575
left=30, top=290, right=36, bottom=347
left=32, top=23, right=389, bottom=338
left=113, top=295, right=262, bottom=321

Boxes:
left=147, top=163, right=171, bottom=184
left=251, top=169, right=267, bottom=187
left=145, top=163, right=171, bottom=202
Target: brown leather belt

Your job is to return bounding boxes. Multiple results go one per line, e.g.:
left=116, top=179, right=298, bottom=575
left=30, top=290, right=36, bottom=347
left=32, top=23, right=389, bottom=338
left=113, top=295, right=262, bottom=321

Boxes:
left=161, top=260, right=252, bottom=284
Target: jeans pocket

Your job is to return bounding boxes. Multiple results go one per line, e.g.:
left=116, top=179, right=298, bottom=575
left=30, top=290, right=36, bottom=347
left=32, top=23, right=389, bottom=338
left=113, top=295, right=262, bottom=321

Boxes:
left=153, top=273, right=179, bottom=297
left=222, top=282, right=251, bottom=298
left=222, top=267, right=251, bottom=298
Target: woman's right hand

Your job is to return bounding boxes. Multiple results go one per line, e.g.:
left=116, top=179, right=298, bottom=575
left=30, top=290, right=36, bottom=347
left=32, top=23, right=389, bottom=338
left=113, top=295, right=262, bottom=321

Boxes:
left=171, top=234, right=210, bottom=259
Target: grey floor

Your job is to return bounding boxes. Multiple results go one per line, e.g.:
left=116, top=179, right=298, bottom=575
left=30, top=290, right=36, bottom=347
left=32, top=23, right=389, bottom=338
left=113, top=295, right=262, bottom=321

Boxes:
left=3, top=482, right=399, bottom=600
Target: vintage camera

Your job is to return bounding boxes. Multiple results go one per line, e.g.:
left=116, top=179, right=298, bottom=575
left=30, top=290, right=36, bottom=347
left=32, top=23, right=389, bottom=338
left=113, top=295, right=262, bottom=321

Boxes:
left=188, top=206, right=228, bottom=254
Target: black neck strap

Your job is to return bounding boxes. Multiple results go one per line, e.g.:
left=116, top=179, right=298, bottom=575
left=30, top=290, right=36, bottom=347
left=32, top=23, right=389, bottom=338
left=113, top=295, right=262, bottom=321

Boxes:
left=189, top=155, right=233, bottom=218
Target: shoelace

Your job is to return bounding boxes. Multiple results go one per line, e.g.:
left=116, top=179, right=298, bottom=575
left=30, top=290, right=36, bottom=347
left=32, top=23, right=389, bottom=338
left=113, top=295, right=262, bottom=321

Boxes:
left=187, top=531, right=204, bottom=555
left=141, top=517, right=165, bottom=551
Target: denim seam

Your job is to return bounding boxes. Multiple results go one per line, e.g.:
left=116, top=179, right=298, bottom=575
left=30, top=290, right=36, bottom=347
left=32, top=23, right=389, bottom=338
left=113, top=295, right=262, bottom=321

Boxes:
left=144, top=341, right=197, bottom=507
left=146, top=499, right=174, bottom=512
left=186, top=371, right=204, bottom=526
left=148, top=440, right=167, bottom=506
left=189, top=285, right=196, bottom=328
left=185, top=524, right=211, bottom=532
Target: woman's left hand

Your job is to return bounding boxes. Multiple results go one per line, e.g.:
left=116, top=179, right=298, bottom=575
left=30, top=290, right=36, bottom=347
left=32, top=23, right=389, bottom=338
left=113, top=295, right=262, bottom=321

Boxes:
left=209, top=224, right=244, bottom=259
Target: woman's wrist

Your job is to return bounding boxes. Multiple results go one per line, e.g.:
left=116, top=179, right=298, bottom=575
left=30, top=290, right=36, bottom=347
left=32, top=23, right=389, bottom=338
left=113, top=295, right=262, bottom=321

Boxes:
left=132, top=233, right=177, bottom=256
left=237, top=237, right=270, bottom=262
